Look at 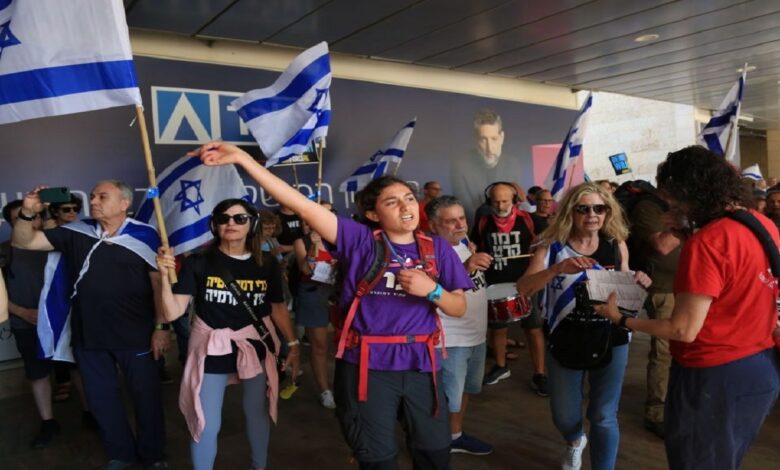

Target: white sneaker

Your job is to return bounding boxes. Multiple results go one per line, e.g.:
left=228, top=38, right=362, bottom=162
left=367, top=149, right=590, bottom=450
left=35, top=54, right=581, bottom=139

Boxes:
left=562, top=434, right=587, bottom=470
left=319, top=390, right=336, bottom=409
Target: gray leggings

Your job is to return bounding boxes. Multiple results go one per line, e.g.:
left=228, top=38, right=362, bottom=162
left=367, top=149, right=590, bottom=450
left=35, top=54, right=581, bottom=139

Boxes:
left=191, top=373, right=270, bottom=470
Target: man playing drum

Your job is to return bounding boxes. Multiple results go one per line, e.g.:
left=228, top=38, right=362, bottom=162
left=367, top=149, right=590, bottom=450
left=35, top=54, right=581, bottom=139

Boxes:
left=427, top=195, right=494, bottom=456
left=471, top=183, right=548, bottom=395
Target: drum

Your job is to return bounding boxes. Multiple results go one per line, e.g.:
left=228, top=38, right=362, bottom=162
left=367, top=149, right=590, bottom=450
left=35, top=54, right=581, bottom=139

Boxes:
left=486, top=283, right=531, bottom=325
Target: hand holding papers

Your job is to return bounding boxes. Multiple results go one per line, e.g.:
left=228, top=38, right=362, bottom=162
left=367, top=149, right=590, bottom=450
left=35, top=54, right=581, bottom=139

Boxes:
left=311, top=261, right=336, bottom=285
left=584, top=270, right=648, bottom=315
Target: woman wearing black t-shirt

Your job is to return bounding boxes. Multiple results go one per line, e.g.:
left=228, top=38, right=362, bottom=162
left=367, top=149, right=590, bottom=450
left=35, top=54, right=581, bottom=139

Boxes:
left=157, top=199, right=299, bottom=470
left=517, top=183, right=650, bottom=470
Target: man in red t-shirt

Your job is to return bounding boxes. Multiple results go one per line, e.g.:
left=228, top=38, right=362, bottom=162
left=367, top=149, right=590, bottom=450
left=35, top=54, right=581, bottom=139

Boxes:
left=418, top=181, right=441, bottom=233
left=595, top=146, right=780, bottom=470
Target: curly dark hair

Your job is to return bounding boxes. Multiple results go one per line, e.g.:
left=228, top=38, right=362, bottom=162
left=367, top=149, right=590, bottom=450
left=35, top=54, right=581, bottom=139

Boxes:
left=656, top=145, right=743, bottom=227
left=357, top=176, right=415, bottom=213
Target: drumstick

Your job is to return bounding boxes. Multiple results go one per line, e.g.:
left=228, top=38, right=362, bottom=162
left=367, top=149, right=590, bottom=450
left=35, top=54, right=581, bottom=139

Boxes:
left=499, top=253, right=535, bottom=260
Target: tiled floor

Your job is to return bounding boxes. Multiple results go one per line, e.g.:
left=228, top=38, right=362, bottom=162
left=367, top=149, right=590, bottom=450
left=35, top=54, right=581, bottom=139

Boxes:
left=0, top=329, right=778, bottom=469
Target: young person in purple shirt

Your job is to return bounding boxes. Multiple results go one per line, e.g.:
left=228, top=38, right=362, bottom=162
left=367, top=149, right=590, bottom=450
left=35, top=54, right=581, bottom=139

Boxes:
left=193, top=141, right=473, bottom=470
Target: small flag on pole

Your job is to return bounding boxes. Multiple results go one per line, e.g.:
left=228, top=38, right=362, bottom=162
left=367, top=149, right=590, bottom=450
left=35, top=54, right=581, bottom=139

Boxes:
left=232, top=42, right=331, bottom=168
left=339, top=118, right=417, bottom=193
left=135, top=156, right=249, bottom=255
left=545, top=94, right=593, bottom=202
left=0, top=0, right=141, bottom=124
left=697, top=71, right=745, bottom=160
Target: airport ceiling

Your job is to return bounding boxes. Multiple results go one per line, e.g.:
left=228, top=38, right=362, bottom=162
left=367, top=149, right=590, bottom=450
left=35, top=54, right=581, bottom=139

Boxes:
left=125, top=0, right=780, bottom=129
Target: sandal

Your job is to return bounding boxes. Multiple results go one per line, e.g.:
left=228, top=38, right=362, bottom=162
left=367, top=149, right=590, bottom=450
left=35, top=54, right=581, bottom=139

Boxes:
left=506, top=351, right=520, bottom=361
left=53, top=382, right=71, bottom=402
left=507, top=338, right=526, bottom=349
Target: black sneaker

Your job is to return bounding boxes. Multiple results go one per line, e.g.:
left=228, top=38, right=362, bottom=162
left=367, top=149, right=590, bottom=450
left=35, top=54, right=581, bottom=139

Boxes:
left=483, top=365, right=511, bottom=385
left=451, top=433, right=494, bottom=455
left=29, top=419, right=60, bottom=449
left=530, top=373, right=550, bottom=397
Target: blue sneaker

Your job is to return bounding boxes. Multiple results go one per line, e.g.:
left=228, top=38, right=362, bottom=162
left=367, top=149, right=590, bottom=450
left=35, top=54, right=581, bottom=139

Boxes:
left=451, top=433, right=494, bottom=455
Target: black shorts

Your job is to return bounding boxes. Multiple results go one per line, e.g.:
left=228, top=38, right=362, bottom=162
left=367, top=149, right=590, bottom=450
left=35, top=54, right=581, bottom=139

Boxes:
left=12, top=327, right=54, bottom=380
left=333, top=360, right=451, bottom=463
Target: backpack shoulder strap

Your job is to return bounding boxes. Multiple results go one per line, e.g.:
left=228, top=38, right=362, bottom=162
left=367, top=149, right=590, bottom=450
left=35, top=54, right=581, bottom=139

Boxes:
left=727, top=210, right=780, bottom=277
left=414, top=230, right=438, bottom=280
left=517, top=209, right=536, bottom=238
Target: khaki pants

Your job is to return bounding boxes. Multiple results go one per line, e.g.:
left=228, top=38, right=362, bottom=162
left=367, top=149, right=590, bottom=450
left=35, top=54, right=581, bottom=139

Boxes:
left=645, top=292, right=675, bottom=424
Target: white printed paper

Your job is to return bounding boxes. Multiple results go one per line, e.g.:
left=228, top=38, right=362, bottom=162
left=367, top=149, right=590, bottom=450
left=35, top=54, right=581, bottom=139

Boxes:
left=311, top=261, right=336, bottom=285
left=584, top=270, right=647, bottom=314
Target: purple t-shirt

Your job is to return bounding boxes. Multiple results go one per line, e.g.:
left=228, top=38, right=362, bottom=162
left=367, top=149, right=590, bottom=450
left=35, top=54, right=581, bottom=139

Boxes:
left=331, top=217, right=474, bottom=371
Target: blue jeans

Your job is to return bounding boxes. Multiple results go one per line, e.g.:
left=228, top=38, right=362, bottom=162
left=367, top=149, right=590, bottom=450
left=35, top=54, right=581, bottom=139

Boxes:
left=547, top=343, right=629, bottom=470
left=440, top=342, right=486, bottom=412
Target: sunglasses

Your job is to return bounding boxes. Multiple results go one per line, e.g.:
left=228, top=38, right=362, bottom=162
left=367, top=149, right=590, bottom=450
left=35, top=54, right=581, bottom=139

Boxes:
left=574, top=204, right=609, bottom=215
left=214, top=213, right=255, bottom=225
left=58, top=206, right=79, bottom=213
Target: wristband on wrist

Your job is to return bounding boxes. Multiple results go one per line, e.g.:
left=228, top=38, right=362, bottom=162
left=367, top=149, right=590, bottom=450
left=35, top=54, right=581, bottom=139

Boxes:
left=426, top=283, right=443, bottom=302
left=618, top=315, right=630, bottom=330
left=17, top=211, right=37, bottom=222
left=287, top=339, right=300, bottom=347
left=154, top=323, right=171, bottom=331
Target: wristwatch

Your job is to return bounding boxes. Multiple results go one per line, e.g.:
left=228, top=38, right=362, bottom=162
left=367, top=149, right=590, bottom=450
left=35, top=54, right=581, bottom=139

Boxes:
left=154, top=323, right=171, bottom=331
left=618, top=315, right=631, bottom=330
left=426, top=283, right=443, bottom=302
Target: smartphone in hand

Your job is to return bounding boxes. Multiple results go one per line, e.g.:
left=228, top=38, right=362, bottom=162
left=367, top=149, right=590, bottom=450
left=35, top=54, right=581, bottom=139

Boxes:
left=38, top=187, right=71, bottom=204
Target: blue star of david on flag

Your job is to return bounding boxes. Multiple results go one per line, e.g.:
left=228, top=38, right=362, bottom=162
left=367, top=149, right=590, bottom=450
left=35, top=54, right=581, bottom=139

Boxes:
left=174, top=179, right=205, bottom=215
left=551, top=276, right=565, bottom=290
left=0, top=21, right=21, bottom=58
left=308, top=88, right=328, bottom=115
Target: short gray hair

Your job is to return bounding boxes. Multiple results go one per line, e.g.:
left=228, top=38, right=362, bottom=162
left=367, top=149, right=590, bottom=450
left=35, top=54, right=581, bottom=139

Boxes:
left=95, top=179, right=134, bottom=207
left=473, top=108, right=502, bottom=133
left=425, top=195, right=463, bottom=222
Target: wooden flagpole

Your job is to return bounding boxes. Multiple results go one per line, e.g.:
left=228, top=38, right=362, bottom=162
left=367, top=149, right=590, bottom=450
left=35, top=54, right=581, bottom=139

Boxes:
left=290, top=164, right=301, bottom=189
left=134, top=105, right=176, bottom=283
left=316, top=139, right=324, bottom=203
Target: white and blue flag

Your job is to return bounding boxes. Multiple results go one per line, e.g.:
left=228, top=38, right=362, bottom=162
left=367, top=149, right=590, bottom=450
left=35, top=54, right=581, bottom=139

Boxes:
left=0, top=0, right=141, bottom=124
left=339, top=118, right=417, bottom=193
left=697, top=72, right=745, bottom=161
left=544, top=93, right=593, bottom=202
left=37, top=219, right=160, bottom=362
left=232, top=42, right=331, bottom=168
left=741, top=163, right=762, bottom=181
left=135, top=156, right=250, bottom=255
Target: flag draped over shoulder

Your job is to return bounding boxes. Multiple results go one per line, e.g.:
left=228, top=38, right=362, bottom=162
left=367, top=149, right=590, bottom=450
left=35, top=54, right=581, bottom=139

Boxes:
left=0, top=0, right=141, bottom=124
left=232, top=42, right=331, bottom=168
left=545, top=94, right=593, bottom=202
left=135, top=156, right=249, bottom=255
left=339, top=118, right=417, bottom=193
left=697, top=72, right=745, bottom=161
left=37, top=219, right=160, bottom=362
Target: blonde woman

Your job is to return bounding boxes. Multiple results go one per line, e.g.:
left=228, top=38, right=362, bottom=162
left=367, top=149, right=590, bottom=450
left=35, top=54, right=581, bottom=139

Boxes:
left=517, top=183, right=650, bottom=470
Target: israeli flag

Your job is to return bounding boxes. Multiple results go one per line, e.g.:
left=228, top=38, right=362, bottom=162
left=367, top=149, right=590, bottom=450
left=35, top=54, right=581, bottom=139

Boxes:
left=232, top=42, right=331, bottom=168
left=697, top=72, right=745, bottom=161
left=0, top=0, right=141, bottom=124
left=741, top=163, right=763, bottom=181
left=37, top=219, right=161, bottom=362
left=339, top=118, right=417, bottom=193
left=135, top=156, right=249, bottom=255
left=544, top=94, right=593, bottom=202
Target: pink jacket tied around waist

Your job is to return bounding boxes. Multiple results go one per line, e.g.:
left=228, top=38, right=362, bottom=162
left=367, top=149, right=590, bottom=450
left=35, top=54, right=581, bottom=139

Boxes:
left=179, top=315, right=281, bottom=442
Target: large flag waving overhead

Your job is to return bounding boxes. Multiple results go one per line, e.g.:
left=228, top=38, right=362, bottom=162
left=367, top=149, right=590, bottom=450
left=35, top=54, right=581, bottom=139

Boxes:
left=0, top=0, right=141, bottom=124
left=340, top=118, right=416, bottom=193
left=135, top=156, right=249, bottom=255
left=545, top=94, right=593, bottom=202
left=232, top=42, right=331, bottom=168
left=697, top=71, right=746, bottom=161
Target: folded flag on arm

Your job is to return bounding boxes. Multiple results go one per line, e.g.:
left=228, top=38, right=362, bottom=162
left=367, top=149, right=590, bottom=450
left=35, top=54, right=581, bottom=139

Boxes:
left=232, top=42, right=331, bottom=168
left=0, top=0, right=141, bottom=124
left=697, top=71, right=745, bottom=160
left=135, top=156, right=250, bottom=255
left=544, top=94, right=593, bottom=202
left=339, top=118, right=417, bottom=193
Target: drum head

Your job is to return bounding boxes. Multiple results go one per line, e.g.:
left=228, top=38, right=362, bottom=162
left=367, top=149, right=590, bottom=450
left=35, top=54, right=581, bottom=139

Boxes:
left=486, top=283, right=518, bottom=301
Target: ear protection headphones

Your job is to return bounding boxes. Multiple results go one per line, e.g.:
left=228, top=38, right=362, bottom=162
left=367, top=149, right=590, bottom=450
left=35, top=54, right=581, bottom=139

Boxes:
left=484, top=181, right=519, bottom=205
left=209, top=199, right=260, bottom=238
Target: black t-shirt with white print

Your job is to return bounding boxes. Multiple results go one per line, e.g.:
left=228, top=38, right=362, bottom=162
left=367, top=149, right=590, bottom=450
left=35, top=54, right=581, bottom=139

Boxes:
left=174, top=249, right=284, bottom=374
